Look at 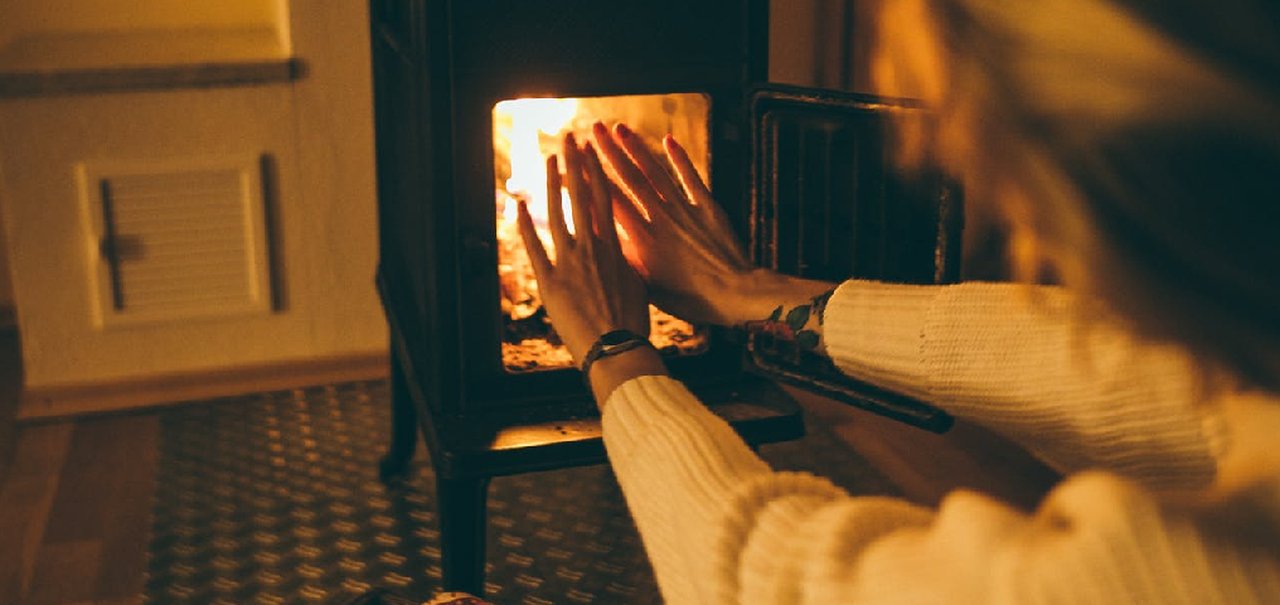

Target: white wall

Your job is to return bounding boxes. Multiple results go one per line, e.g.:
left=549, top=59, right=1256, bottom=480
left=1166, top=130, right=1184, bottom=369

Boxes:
left=0, top=1, right=290, bottom=321
left=0, top=15, right=12, bottom=51
left=0, top=1, right=385, bottom=387
left=282, top=0, right=384, bottom=361
left=769, top=0, right=885, bottom=93
left=0, top=0, right=277, bottom=36
left=0, top=0, right=291, bottom=61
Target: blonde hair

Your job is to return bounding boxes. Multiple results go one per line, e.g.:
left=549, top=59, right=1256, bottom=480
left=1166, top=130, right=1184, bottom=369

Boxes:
left=876, top=0, right=1280, bottom=391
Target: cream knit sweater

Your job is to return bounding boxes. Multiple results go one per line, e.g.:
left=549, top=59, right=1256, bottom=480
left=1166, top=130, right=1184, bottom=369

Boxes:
left=601, top=280, right=1280, bottom=604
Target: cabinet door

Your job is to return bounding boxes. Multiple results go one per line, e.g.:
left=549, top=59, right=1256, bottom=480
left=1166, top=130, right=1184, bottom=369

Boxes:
left=746, top=85, right=961, bottom=432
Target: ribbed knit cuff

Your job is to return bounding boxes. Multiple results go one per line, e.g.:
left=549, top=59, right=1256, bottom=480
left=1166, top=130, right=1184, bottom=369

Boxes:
left=822, top=280, right=936, bottom=399
left=602, top=375, right=768, bottom=475
left=603, top=374, right=705, bottom=447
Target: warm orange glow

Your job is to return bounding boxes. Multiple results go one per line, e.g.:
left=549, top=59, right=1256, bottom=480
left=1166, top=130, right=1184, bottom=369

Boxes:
left=493, top=93, right=711, bottom=371
left=494, top=97, right=579, bottom=239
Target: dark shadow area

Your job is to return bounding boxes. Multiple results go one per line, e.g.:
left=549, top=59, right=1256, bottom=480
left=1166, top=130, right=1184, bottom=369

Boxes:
left=0, top=327, right=21, bottom=485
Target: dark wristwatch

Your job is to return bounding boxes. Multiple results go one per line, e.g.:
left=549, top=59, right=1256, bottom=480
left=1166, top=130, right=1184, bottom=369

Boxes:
left=580, top=329, right=653, bottom=381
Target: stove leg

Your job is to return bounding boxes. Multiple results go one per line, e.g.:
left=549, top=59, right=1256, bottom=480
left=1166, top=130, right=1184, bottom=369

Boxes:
left=379, top=353, right=418, bottom=482
left=436, top=475, right=492, bottom=596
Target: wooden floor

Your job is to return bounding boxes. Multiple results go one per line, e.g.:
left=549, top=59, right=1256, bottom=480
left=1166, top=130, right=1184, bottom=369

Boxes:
left=0, top=330, right=1058, bottom=605
left=0, top=331, right=156, bottom=605
left=785, top=387, right=1060, bottom=511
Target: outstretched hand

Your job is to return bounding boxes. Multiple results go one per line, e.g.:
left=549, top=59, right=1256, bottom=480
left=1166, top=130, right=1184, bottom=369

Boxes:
left=518, top=124, right=834, bottom=403
left=592, top=122, right=831, bottom=326
left=516, top=133, right=650, bottom=366
left=588, top=122, right=754, bottom=325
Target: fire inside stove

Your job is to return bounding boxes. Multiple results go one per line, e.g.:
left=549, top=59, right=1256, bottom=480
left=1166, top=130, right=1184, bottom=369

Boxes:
left=495, top=93, right=711, bottom=372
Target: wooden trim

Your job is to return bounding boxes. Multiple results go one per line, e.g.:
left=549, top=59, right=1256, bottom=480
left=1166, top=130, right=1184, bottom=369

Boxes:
left=0, top=27, right=304, bottom=98
left=0, top=58, right=305, bottom=99
left=17, top=351, right=389, bottom=422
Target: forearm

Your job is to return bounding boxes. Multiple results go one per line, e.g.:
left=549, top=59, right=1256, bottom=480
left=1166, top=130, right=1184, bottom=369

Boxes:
left=718, top=269, right=836, bottom=327
left=600, top=374, right=789, bottom=603
left=601, top=374, right=1260, bottom=605
left=823, top=279, right=1225, bottom=489
left=717, top=269, right=840, bottom=354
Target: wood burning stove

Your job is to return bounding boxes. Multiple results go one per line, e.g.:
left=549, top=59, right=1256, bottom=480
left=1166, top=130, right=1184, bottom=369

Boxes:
left=369, top=0, right=960, bottom=595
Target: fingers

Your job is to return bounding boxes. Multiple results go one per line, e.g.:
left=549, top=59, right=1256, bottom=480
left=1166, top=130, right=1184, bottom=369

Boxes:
left=545, top=155, right=571, bottom=253
left=614, top=123, right=687, bottom=208
left=610, top=178, right=654, bottom=271
left=591, top=122, right=669, bottom=227
left=614, top=124, right=701, bottom=232
left=594, top=123, right=750, bottom=273
left=663, top=134, right=714, bottom=209
left=609, top=180, right=648, bottom=230
left=562, top=134, right=595, bottom=255
left=663, top=136, right=751, bottom=268
left=517, top=200, right=552, bottom=277
left=582, top=142, right=621, bottom=251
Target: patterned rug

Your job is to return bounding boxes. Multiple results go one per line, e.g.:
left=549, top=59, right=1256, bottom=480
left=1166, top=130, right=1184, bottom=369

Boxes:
left=144, top=380, right=899, bottom=605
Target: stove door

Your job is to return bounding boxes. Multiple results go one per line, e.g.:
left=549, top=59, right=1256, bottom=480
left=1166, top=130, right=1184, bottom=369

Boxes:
left=745, top=85, right=961, bottom=432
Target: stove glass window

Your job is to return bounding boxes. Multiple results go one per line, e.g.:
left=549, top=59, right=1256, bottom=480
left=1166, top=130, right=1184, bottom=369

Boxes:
left=494, top=93, right=711, bottom=372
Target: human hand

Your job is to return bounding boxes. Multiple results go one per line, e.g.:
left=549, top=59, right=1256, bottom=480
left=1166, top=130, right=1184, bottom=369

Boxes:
left=516, top=133, right=650, bottom=365
left=591, top=122, right=830, bottom=326
left=587, top=121, right=754, bottom=325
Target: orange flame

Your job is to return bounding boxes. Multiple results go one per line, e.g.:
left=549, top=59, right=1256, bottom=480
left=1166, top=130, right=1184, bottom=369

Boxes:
left=494, top=97, right=578, bottom=239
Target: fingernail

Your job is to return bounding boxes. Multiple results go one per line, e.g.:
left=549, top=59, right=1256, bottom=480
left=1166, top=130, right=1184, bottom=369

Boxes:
left=615, top=123, right=632, bottom=138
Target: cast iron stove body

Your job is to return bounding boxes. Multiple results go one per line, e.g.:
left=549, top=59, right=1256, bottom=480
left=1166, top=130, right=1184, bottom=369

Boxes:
left=369, top=0, right=960, bottom=594
left=371, top=0, right=959, bottom=423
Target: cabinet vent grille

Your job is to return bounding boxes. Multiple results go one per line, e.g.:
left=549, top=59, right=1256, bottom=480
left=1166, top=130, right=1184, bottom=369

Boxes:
left=80, top=157, right=273, bottom=326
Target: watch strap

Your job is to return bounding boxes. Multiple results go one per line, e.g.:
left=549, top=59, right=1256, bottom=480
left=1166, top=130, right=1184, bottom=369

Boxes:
left=579, top=329, right=653, bottom=382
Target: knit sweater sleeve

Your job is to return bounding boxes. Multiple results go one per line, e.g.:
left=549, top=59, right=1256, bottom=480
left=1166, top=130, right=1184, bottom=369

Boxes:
left=601, top=376, right=1279, bottom=605
left=821, top=280, right=1226, bottom=490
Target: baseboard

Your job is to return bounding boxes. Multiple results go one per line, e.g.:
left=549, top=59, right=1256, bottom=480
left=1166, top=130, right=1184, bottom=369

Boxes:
left=17, top=350, right=390, bottom=421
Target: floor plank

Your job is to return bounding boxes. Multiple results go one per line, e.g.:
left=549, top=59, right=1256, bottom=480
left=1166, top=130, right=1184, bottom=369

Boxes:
left=785, top=385, right=1060, bottom=510
left=33, top=415, right=157, bottom=605
left=0, top=424, right=74, bottom=605
left=93, top=417, right=158, bottom=600
left=41, top=421, right=129, bottom=543
left=26, top=540, right=103, bottom=605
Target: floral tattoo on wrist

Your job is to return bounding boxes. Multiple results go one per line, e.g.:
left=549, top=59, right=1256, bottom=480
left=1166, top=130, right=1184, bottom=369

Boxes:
left=741, top=287, right=836, bottom=352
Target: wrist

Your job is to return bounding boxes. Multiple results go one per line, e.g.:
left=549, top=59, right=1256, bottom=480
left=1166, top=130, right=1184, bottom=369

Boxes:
left=579, top=328, right=651, bottom=374
left=565, top=321, right=648, bottom=367
left=720, top=269, right=833, bottom=326
left=587, top=346, right=667, bottom=408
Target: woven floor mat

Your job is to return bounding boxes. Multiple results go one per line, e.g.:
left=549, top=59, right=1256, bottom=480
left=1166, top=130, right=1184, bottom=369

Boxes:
left=144, top=380, right=898, bottom=604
